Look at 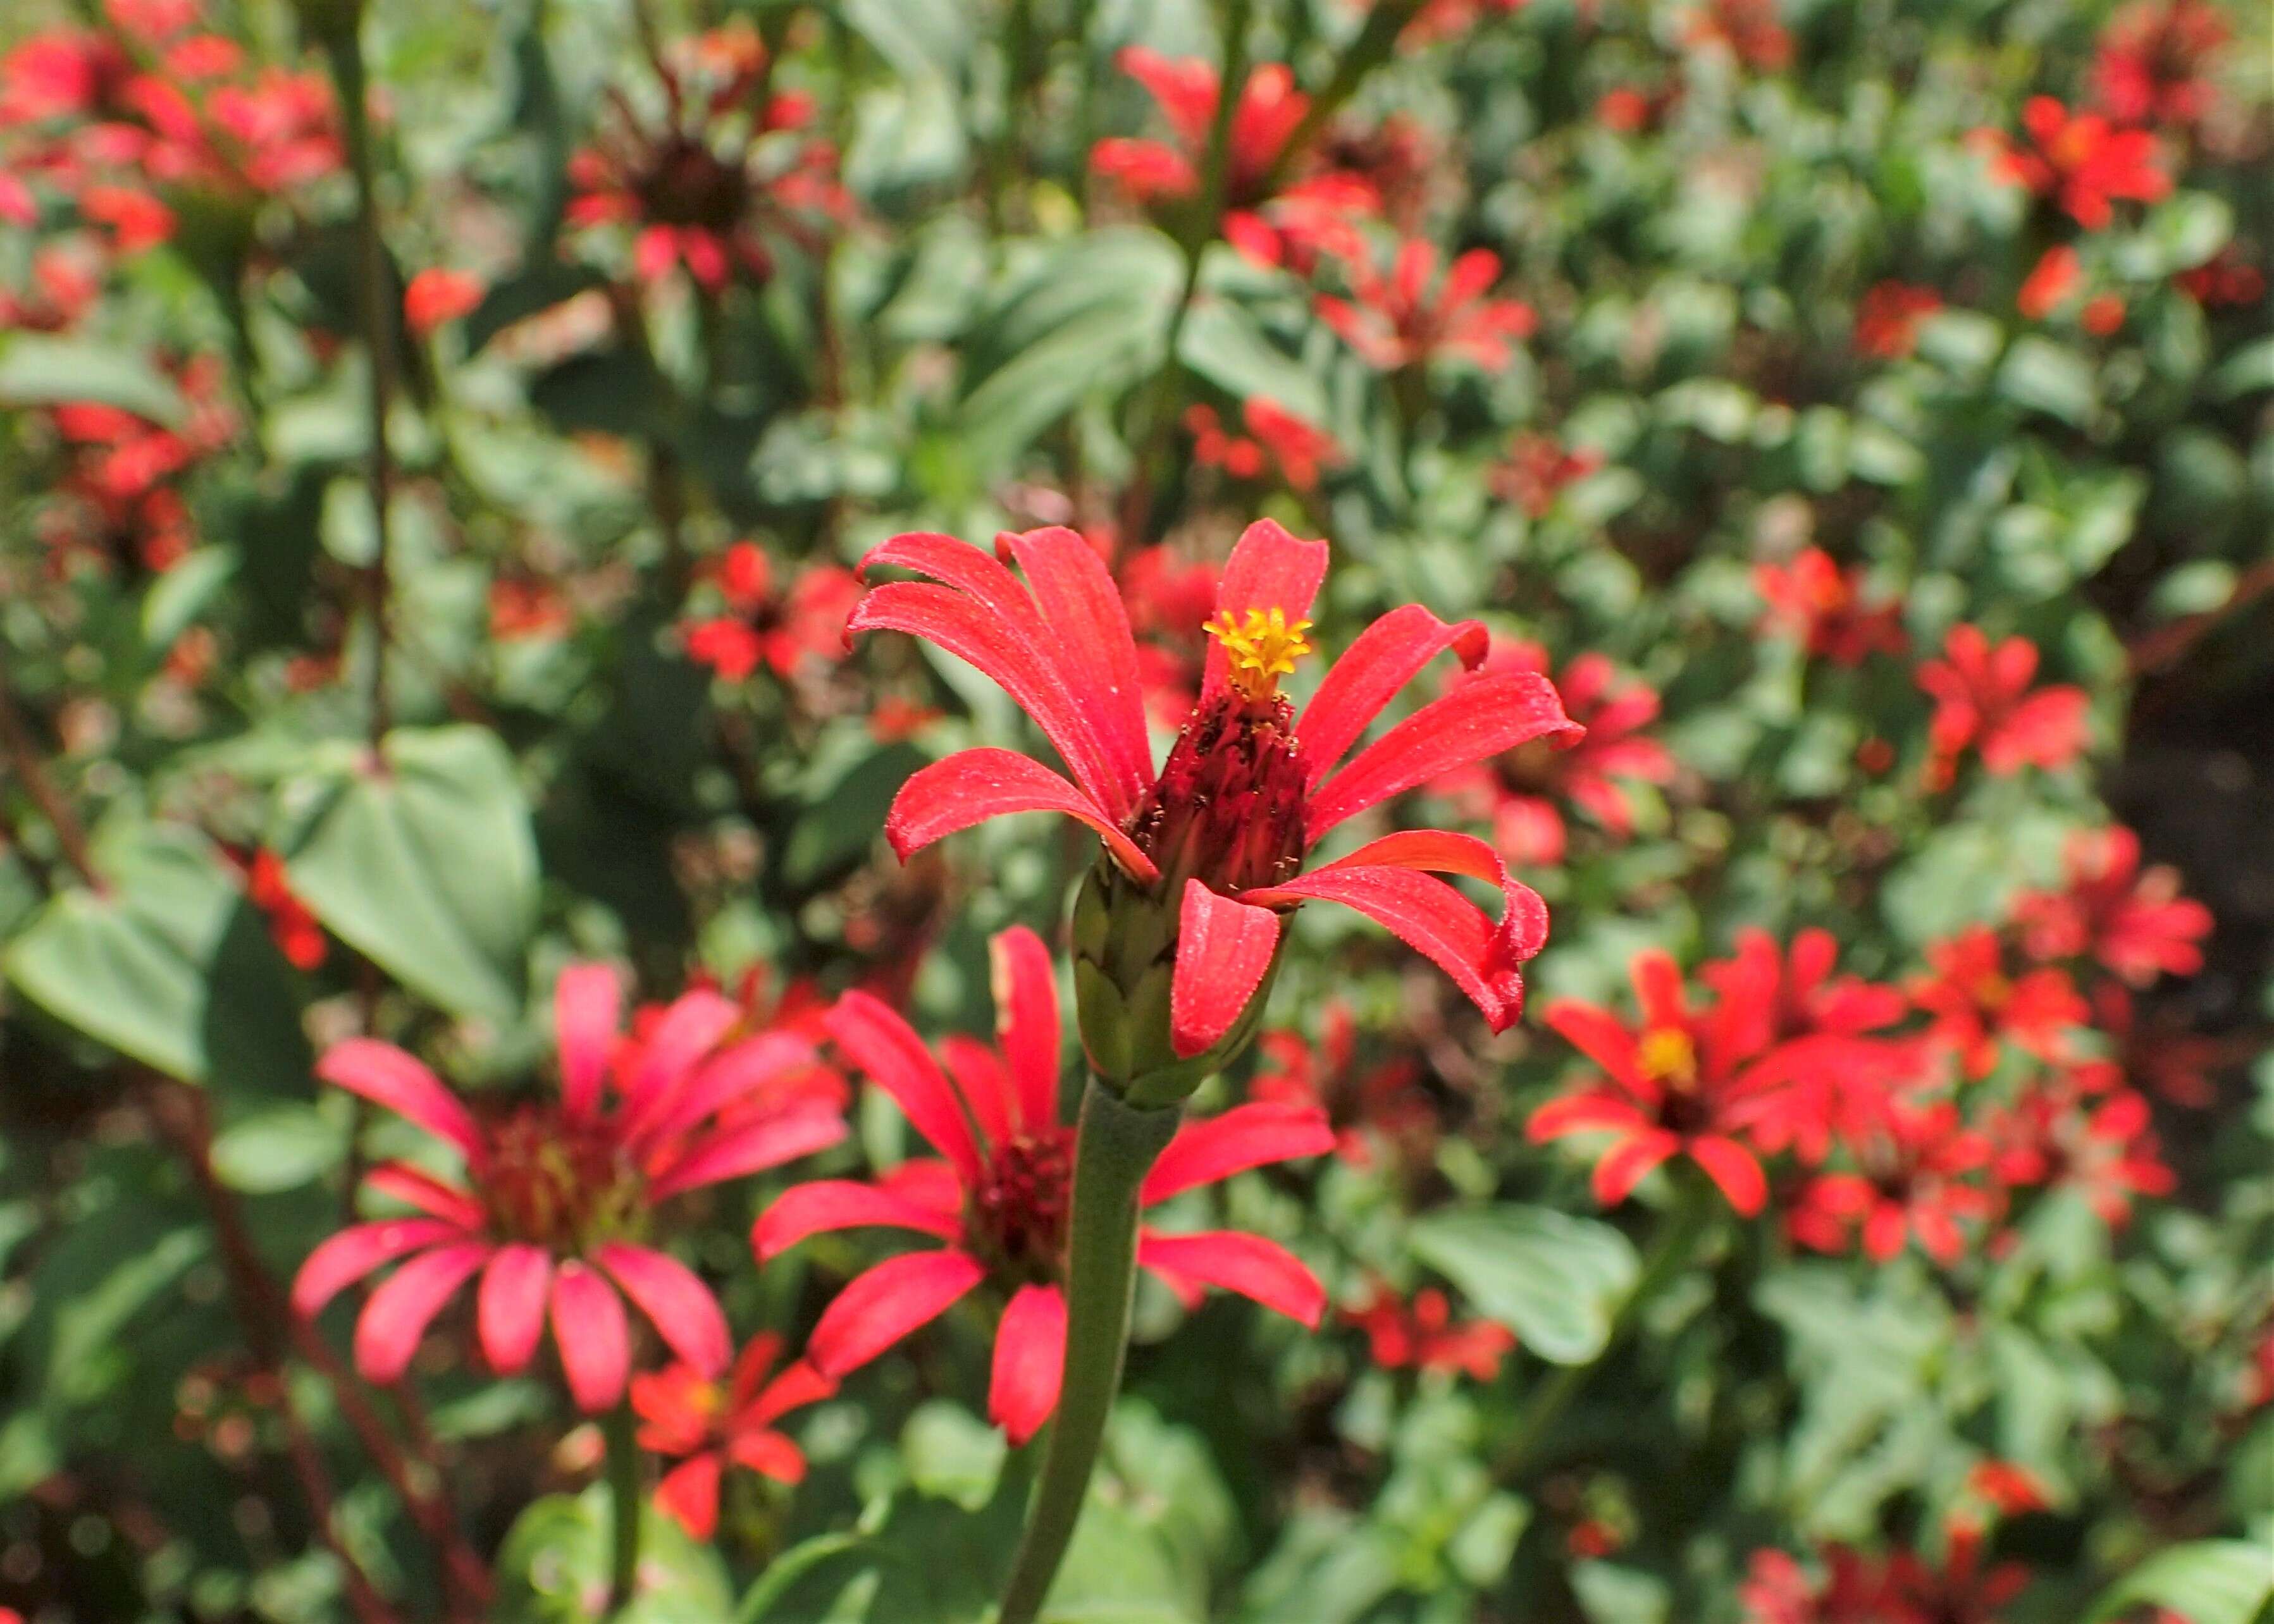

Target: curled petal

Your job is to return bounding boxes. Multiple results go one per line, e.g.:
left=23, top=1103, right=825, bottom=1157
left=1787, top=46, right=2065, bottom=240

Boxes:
left=476, top=1245, right=553, bottom=1375
left=353, top=1242, right=488, bottom=1385
left=553, top=962, right=622, bottom=1122
left=595, top=1242, right=731, bottom=1377
left=805, top=1250, right=986, bottom=1377
left=317, top=1040, right=486, bottom=1167
left=292, top=1219, right=462, bottom=1318
left=1526, top=1092, right=1653, bottom=1141
left=1141, top=1102, right=1335, bottom=1206
left=1137, top=1230, right=1325, bottom=1327
left=550, top=1262, right=632, bottom=1413
left=988, top=1283, right=1068, bottom=1446
left=1170, top=882, right=1283, bottom=1059
left=883, top=749, right=1159, bottom=884
left=826, top=992, right=986, bottom=1186
left=1305, top=672, right=1583, bottom=844
left=995, top=527, right=1155, bottom=819
left=1204, top=520, right=1331, bottom=703
left=1299, top=605, right=1490, bottom=787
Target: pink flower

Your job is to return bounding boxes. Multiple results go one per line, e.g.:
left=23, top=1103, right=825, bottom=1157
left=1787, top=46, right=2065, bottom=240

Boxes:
left=632, top=1333, right=835, bottom=1539
left=846, top=521, right=1581, bottom=1061
left=754, top=927, right=1334, bottom=1443
left=2012, top=827, right=2211, bottom=987
left=1915, top=625, right=2089, bottom=778
left=292, top=964, right=848, bottom=1412
left=1315, top=240, right=1536, bottom=372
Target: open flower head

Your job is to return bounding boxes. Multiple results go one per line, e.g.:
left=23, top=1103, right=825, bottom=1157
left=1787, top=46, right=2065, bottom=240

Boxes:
left=846, top=520, right=1581, bottom=1100
left=632, top=1332, right=836, bottom=1540
left=754, top=927, right=1335, bottom=1443
left=291, top=963, right=848, bottom=1412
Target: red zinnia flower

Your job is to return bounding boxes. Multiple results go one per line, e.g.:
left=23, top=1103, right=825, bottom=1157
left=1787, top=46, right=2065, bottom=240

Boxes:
left=242, top=848, right=326, bottom=971
left=2092, top=0, right=2229, bottom=131
left=1345, top=1281, right=1516, bottom=1381
left=1315, top=240, right=1537, bottom=372
left=403, top=267, right=485, bottom=336
left=1530, top=950, right=1783, bottom=1214
left=1434, top=639, right=1671, bottom=868
left=1985, top=1064, right=2175, bottom=1227
left=1984, top=96, right=2170, bottom=230
left=1091, top=49, right=1309, bottom=220
left=632, top=1333, right=835, bottom=1539
left=849, top=520, right=1580, bottom=1062
left=1915, top=624, right=2089, bottom=779
left=1910, top=926, right=2086, bottom=1080
left=683, top=543, right=862, bottom=682
left=1686, top=0, right=1793, bottom=71
left=1787, top=1098, right=1997, bottom=1265
left=754, top=927, right=1334, bottom=1443
left=2013, top=826, right=2211, bottom=987
left=1754, top=550, right=1908, bottom=667
left=1492, top=434, right=1602, bottom=519
left=1251, top=1007, right=1438, bottom=1170
left=1739, top=1534, right=2030, bottom=1624
left=1852, top=281, right=1942, bottom=360
left=292, top=964, right=848, bottom=1412
left=2177, top=245, right=2266, bottom=309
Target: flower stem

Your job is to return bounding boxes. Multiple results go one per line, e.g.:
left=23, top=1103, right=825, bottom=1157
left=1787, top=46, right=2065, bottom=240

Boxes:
left=603, top=1396, right=643, bottom=1613
left=1495, top=1175, right=1716, bottom=1482
left=996, top=1078, right=1182, bottom=1624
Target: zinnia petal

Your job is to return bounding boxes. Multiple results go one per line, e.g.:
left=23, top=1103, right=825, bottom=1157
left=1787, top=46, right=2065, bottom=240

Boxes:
left=1688, top=1135, right=1768, bottom=1217
left=994, top=527, right=1155, bottom=819
left=644, top=1107, right=849, bottom=1201
left=987, top=1283, right=1068, bottom=1446
left=361, top=1162, right=486, bottom=1229
left=352, top=1241, right=488, bottom=1385
left=805, top=1250, right=986, bottom=1377
left=1591, top=1129, right=1681, bottom=1206
left=292, top=1218, right=462, bottom=1318
left=316, top=1040, right=487, bottom=1167
left=1140, top=1102, right=1335, bottom=1206
left=1137, top=1230, right=1325, bottom=1327
left=882, top=748, right=1160, bottom=883
left=618, top=989, right=741, bottom=1134
left=991, top=925, right=1063, bottom=1133
left=553, top=961, right=622, bottom=1122
left=550, top=1262, right=632, bottom=1413
left=654, top=1454, right=724, bottom=1541
left=825, top=992, right=986, bottom=1186
left=631, top=1031, right=819, bottom=1154
left=1298, top=604, right=1490, bottom=787
left=595, top=1242, right=731, bottom=1377
left=1169, top=882, right=1283, bottom=1059
left=752, top=1178, right=966, bottom=1259
left=476, top=1244, right=553, bottom=1375
left=1202, top=520, right=1331, bottom=703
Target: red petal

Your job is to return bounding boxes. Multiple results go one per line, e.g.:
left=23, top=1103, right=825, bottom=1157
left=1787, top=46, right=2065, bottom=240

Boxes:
left=991, top=925, right=1063, bottom=1134
left=1526, top=1093, right=1652, bottom=1140
left=317, top=1040, right=486, bottom=1167
left=1141, top=1102, right=1335, bottom=1205
left=941, top=1035, right=1016, bottom=1150
left=553, top=962, right=622, bottom=1122
left=633, top=1032, right=820, bottom=1153
left=1203, top=520, right=1331, bottom=703
left=362, top=1162, right=485, bottom=1229
left=645, top=1107, right=848, bottom=1200
left=550, top=1262, right=632, bottom=1412
left=805, top=1250, right=986, bottom=1377
left=850, top=579, right=1125, bottom=823
left=1591, top=1129, right=1679, bottom=1206
left=987, top=1283, right=1067, bottom=1446
left=745, top=1358, right=837, bottom=1428
left=1137, top=1230, right=1325, bottom=1327
left=1543, top=1002, right=1650, bottom=1100
left=726, top=1429, right=806, bottom=1484
left=994, top=527, right=1155, bottom=819
left=1170, top=882, right=1283, bottom=1059
left=883, top=748, right=1159, bottom=883
left=1305, top=672, right=1582, bottom=844
left=1241, top=864, right=1529, bottom=1031
left=654, top=1455, right=724, bottom=1541
left=595, top=1242, right=731, bottom=1377
left=618, top=990, right=741, bottom=1135
left=753, top=1178, right=966, bottom=1260
left=1298, top=605, right=1490, bottom=787
left=1688, top=1135, right=1768, bottom=1216
left=352, top=1241, right=488, bottom=1384
left=477, top=1245, right=553, bottom=1374
left=825, top=992, right=985, bottom=1186
left=292, top=1219, right=462, bottom=1318
left=1631, top=950, right=1687, bottom=1028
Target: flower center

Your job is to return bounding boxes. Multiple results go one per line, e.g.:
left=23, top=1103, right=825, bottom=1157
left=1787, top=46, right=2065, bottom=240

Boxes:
left=638, top=134, right=750, bottom=229
left=1204, top=606, right=1314, bottom=704
left=967, top=1129, right=1075, bottom=1284
left=1973, top=972, right=2013, bottom=1011
left=1636, top=1028, right=1699, bottom=1091
left=483, top=1104, right=648, bottom=1254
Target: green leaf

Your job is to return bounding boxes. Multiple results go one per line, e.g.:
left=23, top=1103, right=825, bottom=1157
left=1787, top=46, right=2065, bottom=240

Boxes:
left=493, top=1487, right=733, bottom=1624
left=1409, top=1205, right=1641, bottom=1364
left=2082, top=1541, right=2274, bottom=1624
left=274, top=725, right=537, bottom=1022
left=4, top=821, right=311, bottom=1092
left=1997, top=337, right=2096, bottom=426
left=0, top=334, right=187, bottom=424
left=1177, top=299, right=1328, bottom=426
left=209, top=1104, right=345, bottom=1193
left=901, top=1400, right=1008, bottom=1511
left=140, top=547, right=238, bottom=652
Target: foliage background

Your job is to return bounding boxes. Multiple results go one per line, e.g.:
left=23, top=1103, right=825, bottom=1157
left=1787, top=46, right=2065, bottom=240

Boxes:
left=0, top=0, right=2270, bottom=1620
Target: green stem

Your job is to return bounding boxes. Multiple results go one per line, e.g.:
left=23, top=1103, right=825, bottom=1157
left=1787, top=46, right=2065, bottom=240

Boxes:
left=1495, top=1175, right=1716, bottom=1482
left=996, top=1080, right=1182, bottom=1624
left=603, top=1397, right=643, bottom=1613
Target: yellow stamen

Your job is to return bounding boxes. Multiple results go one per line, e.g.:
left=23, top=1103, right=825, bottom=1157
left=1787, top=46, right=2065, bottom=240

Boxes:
left=1636, top=1028, right=1698, bottom=1090
left=1204, top=606, right=1314, bottom=703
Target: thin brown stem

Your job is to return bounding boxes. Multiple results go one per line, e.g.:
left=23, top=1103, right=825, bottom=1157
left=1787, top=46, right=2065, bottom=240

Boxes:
left=0, top=662, right=101, bottom=892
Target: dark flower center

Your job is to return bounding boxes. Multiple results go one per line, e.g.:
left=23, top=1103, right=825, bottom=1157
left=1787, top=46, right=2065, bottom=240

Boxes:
left=636, top=134, right=750, bottom=230
left=483, top=1104, right=647, bottom=1253
left=967, top=1129, right=1075, bottom=1284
